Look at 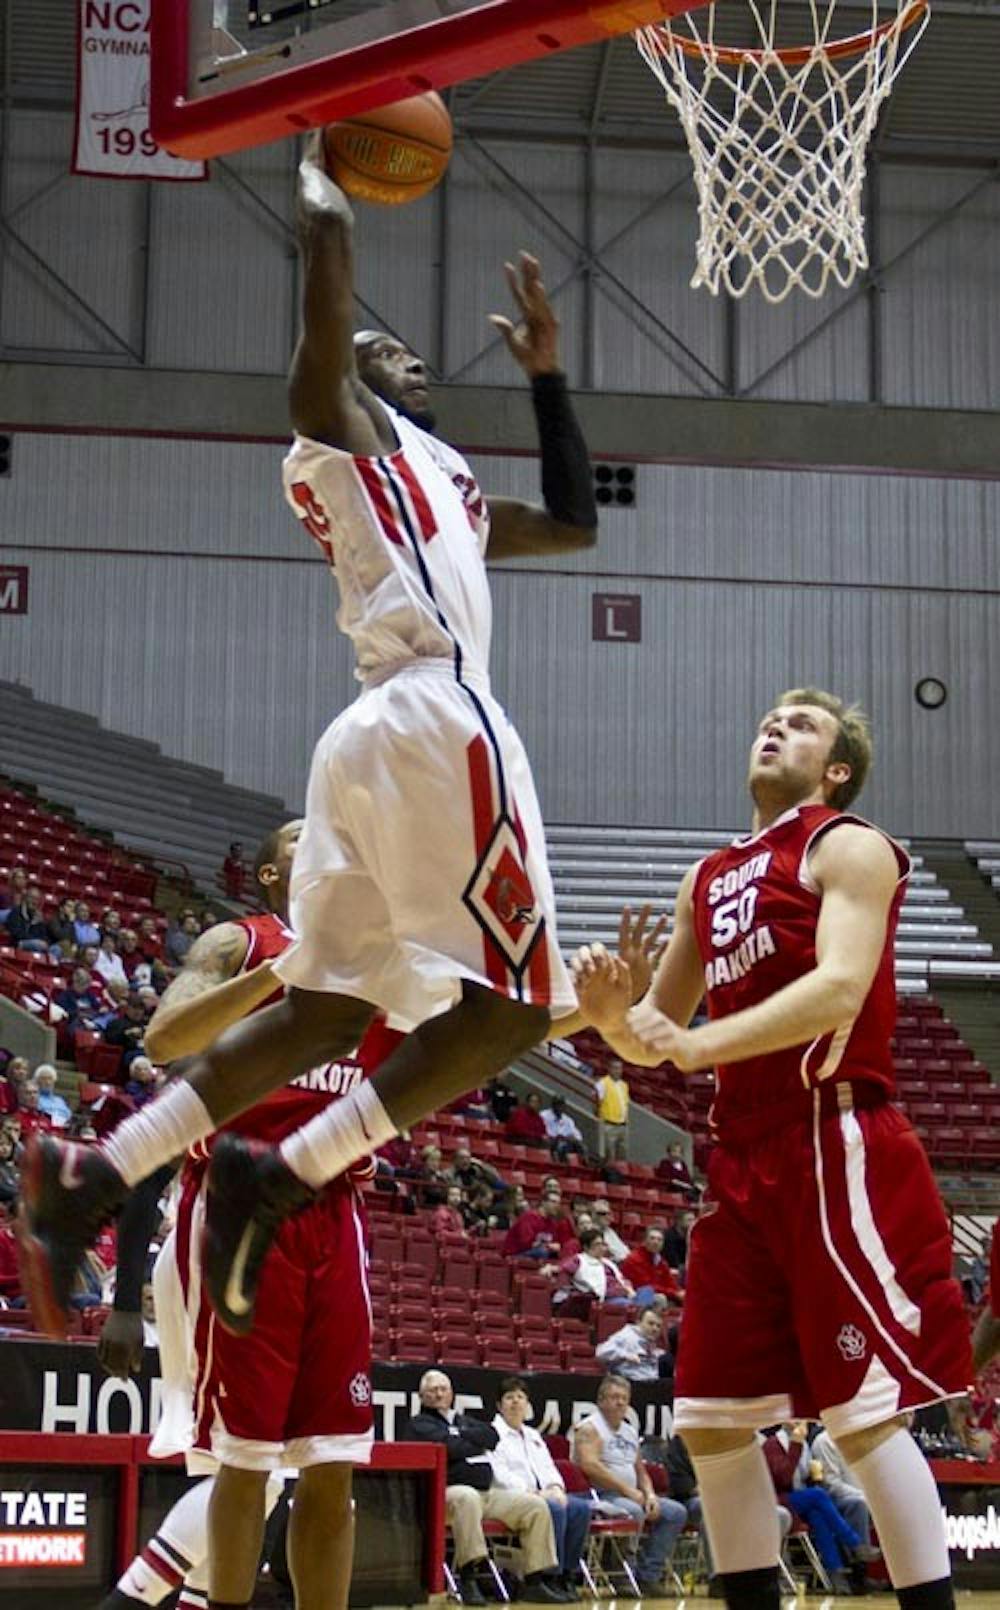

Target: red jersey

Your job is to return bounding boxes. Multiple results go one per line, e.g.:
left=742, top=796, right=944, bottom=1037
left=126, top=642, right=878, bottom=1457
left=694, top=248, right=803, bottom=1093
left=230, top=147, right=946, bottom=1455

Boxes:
left=187, top=911, right=402, bottom=1161
left=690, top=804, right=909, bottom=1143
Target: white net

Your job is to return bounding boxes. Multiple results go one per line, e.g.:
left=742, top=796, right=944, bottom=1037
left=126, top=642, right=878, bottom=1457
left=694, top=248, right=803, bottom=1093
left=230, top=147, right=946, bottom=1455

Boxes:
left=635, top=0, right=929, bottom=303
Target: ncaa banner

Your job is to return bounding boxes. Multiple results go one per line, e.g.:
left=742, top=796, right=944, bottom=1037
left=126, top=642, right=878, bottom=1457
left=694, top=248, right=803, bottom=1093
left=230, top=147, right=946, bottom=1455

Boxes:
left=73, top=0, right=206, bottom=181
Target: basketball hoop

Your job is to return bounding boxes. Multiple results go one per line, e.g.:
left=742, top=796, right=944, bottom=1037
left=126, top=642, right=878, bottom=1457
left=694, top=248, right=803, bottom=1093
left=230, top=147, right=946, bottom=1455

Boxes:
left=635, top=0, right=929, bottom=303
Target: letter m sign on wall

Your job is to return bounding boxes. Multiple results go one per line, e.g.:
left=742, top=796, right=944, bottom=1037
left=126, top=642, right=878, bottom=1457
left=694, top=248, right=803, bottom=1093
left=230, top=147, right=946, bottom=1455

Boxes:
left=0, top=567, right=29, bottom=615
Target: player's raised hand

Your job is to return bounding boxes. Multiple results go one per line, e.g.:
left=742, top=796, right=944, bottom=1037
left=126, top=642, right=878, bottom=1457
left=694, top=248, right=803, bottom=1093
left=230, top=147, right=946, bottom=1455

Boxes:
left=571, top=942, right=632, bottom=1031
left=96, top=1308, right=144, bottom=1379
left=488, top=252, right=561, bottom=378
left=616, top=904, right=668, bottom=1005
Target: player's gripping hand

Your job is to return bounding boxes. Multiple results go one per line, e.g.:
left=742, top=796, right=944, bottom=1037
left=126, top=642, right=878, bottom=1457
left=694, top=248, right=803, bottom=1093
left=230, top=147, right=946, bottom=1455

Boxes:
left=571, top=943, right=633, bottom=1032
left=624, top=997, right=700, bottom=1073
left=97, top=1309, right=144, bottom=1379
left=488, top=252, right=561, bottom=378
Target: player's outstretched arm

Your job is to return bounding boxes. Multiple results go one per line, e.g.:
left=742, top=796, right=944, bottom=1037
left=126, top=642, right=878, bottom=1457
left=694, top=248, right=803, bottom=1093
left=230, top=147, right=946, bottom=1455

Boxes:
left=485, top=253, right=598, bottom=559
left=288, top=134, right=393, bottom=456
left=144, top=921, right=275, bottom=1063
left=548, top=902, right=667, bottom=1039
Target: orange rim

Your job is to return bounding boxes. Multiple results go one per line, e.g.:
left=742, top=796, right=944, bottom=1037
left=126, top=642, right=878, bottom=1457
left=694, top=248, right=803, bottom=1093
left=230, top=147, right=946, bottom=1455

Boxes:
left=641, top=0, right=927, bottom=67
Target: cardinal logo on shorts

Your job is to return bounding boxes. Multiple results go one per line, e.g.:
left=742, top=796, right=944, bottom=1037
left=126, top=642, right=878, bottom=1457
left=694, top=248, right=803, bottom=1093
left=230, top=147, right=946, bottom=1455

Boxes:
left=836, top=1323, right=867, bottom=1362
left=349, top=1372, right=372, bottom=1406
left=463, top=816, right=544, bottom=973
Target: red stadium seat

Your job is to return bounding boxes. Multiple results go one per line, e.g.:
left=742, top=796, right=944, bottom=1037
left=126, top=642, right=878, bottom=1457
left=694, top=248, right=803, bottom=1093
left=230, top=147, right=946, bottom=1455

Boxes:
left=521, top=1340, right=562, bottom=1371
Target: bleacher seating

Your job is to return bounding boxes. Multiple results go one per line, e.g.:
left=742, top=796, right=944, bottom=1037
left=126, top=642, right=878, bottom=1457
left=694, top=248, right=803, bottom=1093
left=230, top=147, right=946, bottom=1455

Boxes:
left=967, top=841, right=1000, bottom=900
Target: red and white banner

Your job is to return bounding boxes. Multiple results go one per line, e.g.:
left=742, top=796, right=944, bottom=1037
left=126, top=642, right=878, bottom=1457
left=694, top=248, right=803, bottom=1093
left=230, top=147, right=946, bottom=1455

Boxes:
left=73, top=0, right=206, bottom=181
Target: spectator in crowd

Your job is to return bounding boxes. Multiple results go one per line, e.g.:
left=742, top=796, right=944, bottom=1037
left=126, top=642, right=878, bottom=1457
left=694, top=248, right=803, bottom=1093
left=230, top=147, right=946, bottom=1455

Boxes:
left=810, top=1427, right=879, bottom=1568
left=594, top=1059, right=630, bottom=1161
left=103, top=991, right=150, bottom=1071
left=379, top=1130, right=418, bottom=1177
left=46, top=896, right=78, bottom=960
left=573, top=1375, right=687, bottom=1593
left=17, top=1081, right=53, bottom=1136
left=620, top=1227, right=684, bottom=1305
left=200, top=908, right=220, bottom=932
left=447, top=1086, right=493, bottom=1121
left=34, top=1065, right=71, bottom=1129
left=141, top=1280, right=159, bottom=1347
left=487, top=1075, right=519, bottom=1125
left=72, top=900, right=101, bottom=950
left=0, top=1129, right=20, bottom=1207
left=404, top=1369, right=564, bottom=1605
left=166, top=911, right=201, bottom=969
left=3, top=1115, right=24, bottom=1163
left=116, top=928, right=146, bottom=982
left=431, top=1184, right=468, bottom=1240
left=504, top=1188, right=578, bottom=1265
left=559, top=1228, right=634, bottom=1309
left=0, top=1065, right=16, bottom=1118
left=87, top=975, right=129, bottom=1033
left=410, top=1142, right=450, bottom=1206
left=654, top=1141, right=698, bottom=1200
left=4, top=883, right=48, bottom=953
left=136, top=914, right=163, bottom=964
left=100, top=908, right=122, bottom=941
left=506, top=1090, right=549, bottom=1148
left=0, top=1218, right=23, bottom=1303
left=491, top=1376, right=591, bottom=1597
left=590, top=1200, right=630, bottom=1264
left=465, top=1180, right=505, bottom=1236
left=762, top=1423, right=862, bottom=1591
left=124, top=1056, right=159, bottom=1108
left=0, top=866, right=28, bottom=921
left=222, top=842, right=247, bottom=901
left=5, top=1056, right=30, bottom=1096
left=541, top=1095, right=585, bottom=1163
left=595, top=1304, right=667, bottom=1382
left=446, top=1144, right=503, bottom=1196
left=136, top=983, right=160, bottom=1017
left=93, top=933, right=127, bottom=989
left=663, top=1210, right=695, bottom=1272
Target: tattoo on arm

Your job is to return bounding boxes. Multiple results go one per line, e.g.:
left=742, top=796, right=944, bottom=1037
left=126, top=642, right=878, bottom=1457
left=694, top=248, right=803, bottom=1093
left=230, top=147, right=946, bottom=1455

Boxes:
left=153, top=923, right=249, bottom=1012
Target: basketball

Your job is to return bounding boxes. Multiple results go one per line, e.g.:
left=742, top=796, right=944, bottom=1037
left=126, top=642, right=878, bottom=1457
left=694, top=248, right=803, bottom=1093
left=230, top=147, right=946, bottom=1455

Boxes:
left=323, top=91, right=453, bottom=206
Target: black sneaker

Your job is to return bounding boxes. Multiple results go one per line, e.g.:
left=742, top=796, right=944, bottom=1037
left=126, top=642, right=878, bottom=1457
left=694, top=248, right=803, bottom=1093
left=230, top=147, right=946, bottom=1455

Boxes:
left=16, top=1135, right=125, bottom=1339
left=459, top=1573, right=488, bottom=1606
left=203, top=1134, right=314, bottom=1335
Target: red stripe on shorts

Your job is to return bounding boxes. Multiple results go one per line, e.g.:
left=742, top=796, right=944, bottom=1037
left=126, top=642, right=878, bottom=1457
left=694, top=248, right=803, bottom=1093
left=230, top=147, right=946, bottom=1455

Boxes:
left=394, top=455, right=438, bottom=541
left=355, top=460, right=404, bottom=545
left=466, top=735, right=509, bottom=991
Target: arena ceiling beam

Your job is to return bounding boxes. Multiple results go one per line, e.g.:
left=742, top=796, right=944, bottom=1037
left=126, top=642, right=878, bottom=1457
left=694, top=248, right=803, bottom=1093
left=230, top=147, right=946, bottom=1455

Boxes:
left=1, top=361, right=999, bottom=479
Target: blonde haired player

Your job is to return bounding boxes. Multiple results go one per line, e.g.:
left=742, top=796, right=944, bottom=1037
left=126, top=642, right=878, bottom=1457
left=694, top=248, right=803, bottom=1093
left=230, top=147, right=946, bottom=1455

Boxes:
left=574, top=689, right=971, bottom=1610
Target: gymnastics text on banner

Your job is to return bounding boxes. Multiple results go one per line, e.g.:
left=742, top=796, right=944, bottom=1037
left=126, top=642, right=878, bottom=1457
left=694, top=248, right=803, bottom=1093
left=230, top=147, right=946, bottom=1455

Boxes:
left=72, top=0, right=206, bottom=181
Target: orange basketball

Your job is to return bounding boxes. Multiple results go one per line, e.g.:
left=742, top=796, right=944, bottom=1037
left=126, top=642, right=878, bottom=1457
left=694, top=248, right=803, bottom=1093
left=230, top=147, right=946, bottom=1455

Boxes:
left=323, top=91, right=453, bottom=207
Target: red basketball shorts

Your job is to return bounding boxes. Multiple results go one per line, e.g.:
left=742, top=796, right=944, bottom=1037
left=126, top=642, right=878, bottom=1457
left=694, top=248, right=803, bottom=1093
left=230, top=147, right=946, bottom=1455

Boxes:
left=673, top=1086, right=972, bottom=1438
left=175, top=1171, right=374, bottom=1471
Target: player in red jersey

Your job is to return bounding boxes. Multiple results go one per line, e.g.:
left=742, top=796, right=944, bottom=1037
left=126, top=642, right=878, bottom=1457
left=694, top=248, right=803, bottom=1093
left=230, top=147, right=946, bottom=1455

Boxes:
left=573, top=688, right=971, bottom=1610
left=95, top=819, right=401, bottom=1610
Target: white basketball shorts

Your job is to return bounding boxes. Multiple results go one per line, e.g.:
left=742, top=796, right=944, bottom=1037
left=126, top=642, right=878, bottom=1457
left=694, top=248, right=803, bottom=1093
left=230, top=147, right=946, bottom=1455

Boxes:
left=274, top=659, right=577, bottom=1031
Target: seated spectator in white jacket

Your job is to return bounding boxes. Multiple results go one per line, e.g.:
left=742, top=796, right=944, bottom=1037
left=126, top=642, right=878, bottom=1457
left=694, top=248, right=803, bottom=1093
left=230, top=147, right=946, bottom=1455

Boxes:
left=93, top=934, right=127, bottom=988
left=34, top=1065, right=71, bottom=1129
left=595, top=1305, right=666, bottom=1382
left=560, top=1229, right=634, bottom=1308
left=491, top=1376, right=593, bottom=1595
left=541, top=1096, right=585, bottom=1163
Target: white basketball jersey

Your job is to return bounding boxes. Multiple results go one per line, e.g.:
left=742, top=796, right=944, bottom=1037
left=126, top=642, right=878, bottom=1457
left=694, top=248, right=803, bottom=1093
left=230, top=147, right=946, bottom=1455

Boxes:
left=282, top=405, right=493, bottom=683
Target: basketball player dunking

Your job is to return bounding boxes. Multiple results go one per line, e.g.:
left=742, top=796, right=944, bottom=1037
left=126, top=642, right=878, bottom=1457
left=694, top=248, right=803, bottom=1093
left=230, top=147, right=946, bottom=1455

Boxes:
left=19, top=132, right=598, bottom=1336
left=573, top=689, right=971, bottom=1610
left=97, top=820, right=402, bottom=1610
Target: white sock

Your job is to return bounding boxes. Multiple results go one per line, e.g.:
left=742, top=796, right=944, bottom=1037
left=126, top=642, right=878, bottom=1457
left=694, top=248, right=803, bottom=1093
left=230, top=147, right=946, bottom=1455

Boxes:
left=279, top=1082, right=397, bottom=1190
left=691, top=1440, right=782, bottom=1574
left=103, top=1081, right=214, bottom=1188
left=117, top=1477, right=214, bottom=1602
left=850, top=1428, right=951, bottom=1588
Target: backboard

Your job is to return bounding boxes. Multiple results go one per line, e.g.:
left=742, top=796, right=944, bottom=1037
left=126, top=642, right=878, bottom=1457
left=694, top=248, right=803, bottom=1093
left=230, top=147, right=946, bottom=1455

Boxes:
left=150, top=0, right=694, bottom=159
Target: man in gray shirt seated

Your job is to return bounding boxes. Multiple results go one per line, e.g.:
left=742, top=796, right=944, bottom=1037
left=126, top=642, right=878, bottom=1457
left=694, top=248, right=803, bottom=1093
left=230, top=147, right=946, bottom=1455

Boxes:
left=572, top=1374, right=687, bottom=1592
left=595, top=1306, right=667, bottom=1382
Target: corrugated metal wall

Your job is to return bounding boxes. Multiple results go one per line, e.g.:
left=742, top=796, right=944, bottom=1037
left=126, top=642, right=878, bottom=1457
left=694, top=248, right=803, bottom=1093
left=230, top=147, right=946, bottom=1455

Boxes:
left=4, top=112, right=1000, bottom=405
left=2, top=433, right=997, bottom=836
